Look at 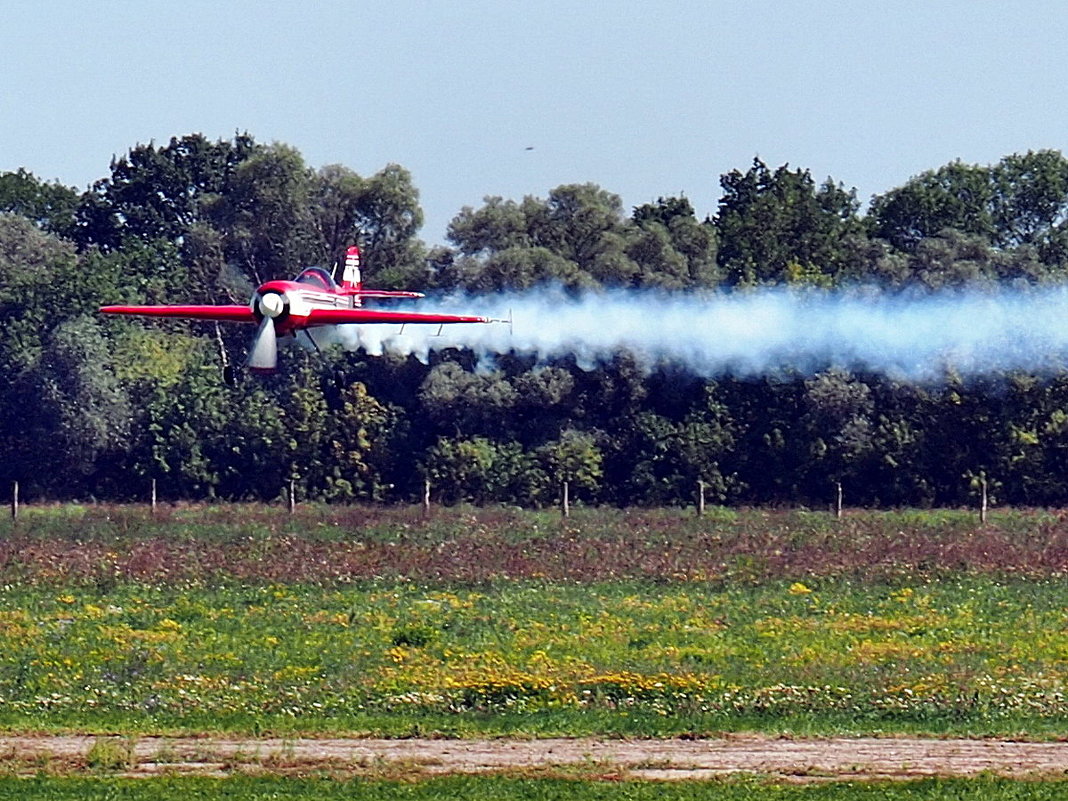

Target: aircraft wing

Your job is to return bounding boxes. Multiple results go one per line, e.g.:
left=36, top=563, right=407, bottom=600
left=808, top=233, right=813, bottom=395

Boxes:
left=305, top=308, right=490, bottom=326
left=100, top=304, right=258, bottom=323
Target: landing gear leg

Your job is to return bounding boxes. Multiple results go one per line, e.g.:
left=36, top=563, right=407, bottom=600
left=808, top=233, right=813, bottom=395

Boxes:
left=301, top=330, right=323, bottom=354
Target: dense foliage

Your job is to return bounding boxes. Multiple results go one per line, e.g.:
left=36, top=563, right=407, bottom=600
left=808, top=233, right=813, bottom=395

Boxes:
left=6, top=136, right=1068, bottom=506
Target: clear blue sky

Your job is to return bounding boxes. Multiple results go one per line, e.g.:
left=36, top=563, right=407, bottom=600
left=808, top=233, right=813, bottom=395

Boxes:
left=5, top=1, right=1068, bottom=243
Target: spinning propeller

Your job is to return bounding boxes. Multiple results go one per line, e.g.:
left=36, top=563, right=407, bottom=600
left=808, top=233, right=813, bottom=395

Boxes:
left=246, top=291, right=286, bottom=373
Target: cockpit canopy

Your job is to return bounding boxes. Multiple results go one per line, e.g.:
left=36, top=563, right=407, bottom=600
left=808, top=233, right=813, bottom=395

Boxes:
left=293, top=267, right=339, bottom=291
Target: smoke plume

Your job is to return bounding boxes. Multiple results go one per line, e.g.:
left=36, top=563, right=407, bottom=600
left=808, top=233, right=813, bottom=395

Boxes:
left=326, top=286, right=1068, bottom=381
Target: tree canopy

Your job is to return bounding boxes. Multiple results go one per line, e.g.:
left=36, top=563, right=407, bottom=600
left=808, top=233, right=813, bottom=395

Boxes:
left=5, top=137, right=1068, bottom=507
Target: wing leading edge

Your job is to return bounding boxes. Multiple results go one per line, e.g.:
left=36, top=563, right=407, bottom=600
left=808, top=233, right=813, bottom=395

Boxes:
left=100, top=305, right=258, bottom=323
left=100, top=305, right=489, bottom=326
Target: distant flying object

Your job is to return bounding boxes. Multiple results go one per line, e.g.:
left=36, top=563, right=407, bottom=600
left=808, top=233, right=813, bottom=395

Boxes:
left=100, top=246, right=494, bottom=374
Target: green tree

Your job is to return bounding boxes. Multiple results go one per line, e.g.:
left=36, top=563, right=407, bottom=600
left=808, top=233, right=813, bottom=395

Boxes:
left=469, top=246, right=591, bottom=292
left=989, top=150, right=1068, bottom=248
left=866, top=151, right=1068, bottom=269
left=76, top=133, right=256, bottom=252
left=571, top=352, right=648, bottom=429
left=538, top=428, right=603, bottom=500
left=716, top=158, right=861, bottom=286
left=443, top=184, right=638, bottom=290
left=716, top=377, right=807, bottom=504
left=492, top=441, right=553, bottom=505
left=528, top=184, right=628, bottom=271
left=0, top=168, right=79, bottom=238
left=899, top=230, right=998, bottom=289
left=206, top=143, right=320, bottom=285
left=630, top=196, right=720, bottom=287
left=31, top=317, right=132, bottom=493
left=422, top=436, right=499, bottom=504
left=276, top=363, right=330, bottom=497
left=0, top=215, right=132, bottom=422
left=625, top=222, right=688, bottom=287
left=310, top=164, right=366, bottom=273
left=867, top=160, right=994, bottom=252
left=138, top=353, right=233, bottom=498
left=324, top=380, right=400, bottom=500
left=354, top=164, right=426, bottom=287
left=608, top=389, right=735, bottom=507
left=419, top=362, right=517, bottom=437
left=448, top=196, right=531, bottom=255
left=0, top=215, right=81, bottom=373
left=800, top=369, right=875, bottom=498
left=510, top=366, right=577, bottom=443
left=213, top=381, right=291, bottom=499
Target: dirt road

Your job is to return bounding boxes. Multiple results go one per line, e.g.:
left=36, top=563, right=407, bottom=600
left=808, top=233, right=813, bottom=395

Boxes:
left=3, top=734, right=1068, bottom=781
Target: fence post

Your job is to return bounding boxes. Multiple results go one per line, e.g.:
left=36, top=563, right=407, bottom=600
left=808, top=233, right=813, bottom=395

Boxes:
left=561, top=480, right=570, bottom=519
left=423, top=479, right=431, bottom=517
left=288, top=480, right=296, bottom=514
left=150, top=478, right=157, bottom=516
left=696, top=479, right=706, bottom=518
left=979, top=476, right=988, bottom=524
left=835, top=481, right=843, bottom=520
left=10, top=481, right=17, bottom=523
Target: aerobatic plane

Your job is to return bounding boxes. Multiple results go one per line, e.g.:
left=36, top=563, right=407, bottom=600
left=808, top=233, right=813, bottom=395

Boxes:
left=100, top=246, right=493, bottom=374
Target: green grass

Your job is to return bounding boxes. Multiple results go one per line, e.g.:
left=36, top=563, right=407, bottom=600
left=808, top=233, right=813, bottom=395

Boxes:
left=1, top=576, right=1067, bottom=736
left=4, top=504, right=1068, bottom=792
left=1, top=503, right=1067, bottom=737
left=2, top=776, right=1068, bottom=800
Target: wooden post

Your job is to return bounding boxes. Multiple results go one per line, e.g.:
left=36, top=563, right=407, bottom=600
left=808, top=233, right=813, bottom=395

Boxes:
left=10, top=481, right=17, bottom=523
left=979, top=476, right=988, bottom=524
left=422, top=478, right=431, bottom=517
left=150, top=478, right=157, bottom=516
left=288, top=480, right=296, bottom=514
left=696, top=479, right=706, bottom=518
left=835, top=481, right=843, bottom=520
left=561, top=480, right=570, bottom=519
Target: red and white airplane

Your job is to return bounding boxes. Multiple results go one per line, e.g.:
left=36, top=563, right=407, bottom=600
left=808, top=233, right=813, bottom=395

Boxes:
left=100, top=246, right=492, bottom=373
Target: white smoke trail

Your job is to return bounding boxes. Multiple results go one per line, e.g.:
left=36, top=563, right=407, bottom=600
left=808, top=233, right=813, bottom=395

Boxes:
left=323, top=286, right=1068, bottom=381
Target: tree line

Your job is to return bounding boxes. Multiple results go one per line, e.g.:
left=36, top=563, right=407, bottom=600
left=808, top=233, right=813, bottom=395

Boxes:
left=5, top=134, right=1068, bottom=507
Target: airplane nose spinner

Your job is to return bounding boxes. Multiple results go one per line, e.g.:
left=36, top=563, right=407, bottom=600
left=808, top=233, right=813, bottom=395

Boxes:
left=258, top=292, right=285, bottom=318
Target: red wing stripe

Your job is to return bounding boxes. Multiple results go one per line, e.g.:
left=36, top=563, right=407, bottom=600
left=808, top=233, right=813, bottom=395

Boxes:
left=100, top=305, right=257, bottom=323
left=305, top=308, right=489, bottom=326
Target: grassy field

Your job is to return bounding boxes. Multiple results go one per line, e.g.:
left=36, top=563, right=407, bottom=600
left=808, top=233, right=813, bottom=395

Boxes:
left=4, top=776, right=1068, bottom=800
left=0, top=576, right=1067, bottom=736
left=3, top=503, right=1068, bottom=796
left=0, top=504, right=1066, bottom=737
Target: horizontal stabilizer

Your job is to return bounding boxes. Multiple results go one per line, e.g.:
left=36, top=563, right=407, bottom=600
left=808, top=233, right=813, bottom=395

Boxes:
left=340, top=288, right=426, bottom=299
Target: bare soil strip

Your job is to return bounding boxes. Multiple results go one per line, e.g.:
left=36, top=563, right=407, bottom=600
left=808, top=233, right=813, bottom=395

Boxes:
left=3, top=735, right=1068, bottom=781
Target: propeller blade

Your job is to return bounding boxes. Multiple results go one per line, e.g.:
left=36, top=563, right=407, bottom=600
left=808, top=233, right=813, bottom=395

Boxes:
left=246, top=316, right=278, bottom=374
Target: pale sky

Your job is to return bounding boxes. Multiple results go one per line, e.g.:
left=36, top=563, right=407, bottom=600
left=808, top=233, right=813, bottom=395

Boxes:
left=5, top=1, right=1068, bottom=243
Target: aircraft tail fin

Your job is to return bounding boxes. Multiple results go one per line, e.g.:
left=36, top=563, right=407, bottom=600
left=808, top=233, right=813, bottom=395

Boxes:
left=340, top=246, right=362, bottom=291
